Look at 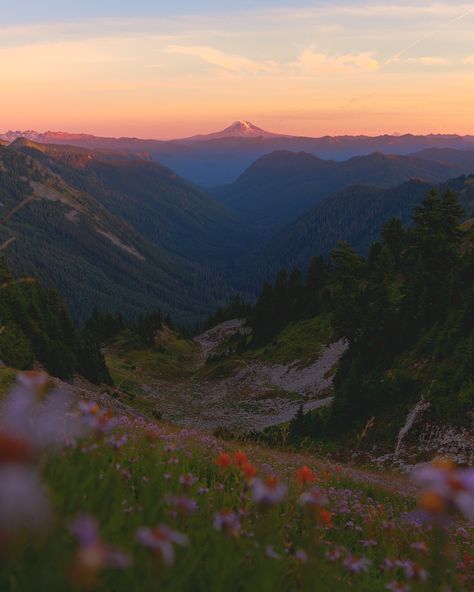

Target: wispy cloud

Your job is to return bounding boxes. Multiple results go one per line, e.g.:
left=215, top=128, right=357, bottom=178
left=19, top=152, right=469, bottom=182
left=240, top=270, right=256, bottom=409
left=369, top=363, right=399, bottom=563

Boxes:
left=463, top=55, right=474, bottom=64
left=380, top=5, right=474, bottom=67
left=406, top=56, right=450, bottom=66
left=165, top=45, right=278, bottom=74
left=294, top=49, right=379, bottom=74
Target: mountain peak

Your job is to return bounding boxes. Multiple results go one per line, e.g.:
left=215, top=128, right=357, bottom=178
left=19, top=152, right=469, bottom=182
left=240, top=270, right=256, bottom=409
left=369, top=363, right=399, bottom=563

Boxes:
left=179, top=120, right=291, bottom=142
left=225, top=121, right=265, bottom=135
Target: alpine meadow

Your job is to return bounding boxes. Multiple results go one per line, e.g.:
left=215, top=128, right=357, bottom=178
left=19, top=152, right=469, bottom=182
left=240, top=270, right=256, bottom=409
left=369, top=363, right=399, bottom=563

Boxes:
left=0, top=2, right=473, bottom=591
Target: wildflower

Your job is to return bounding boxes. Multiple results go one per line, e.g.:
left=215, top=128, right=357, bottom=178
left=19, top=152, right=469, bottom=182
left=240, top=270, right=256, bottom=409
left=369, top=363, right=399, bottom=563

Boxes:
left=0, top=374, right=80, bottom=539
left=382, top=558, right=398, bottom=571
left=343, top=554, right=371, bottom=574
left=241, top=463, right=258, bottom=480
left=318, top=509, right=333, bottom=528
left=325, top=546, right=346, bottom=562
left=213, top=510, right=241, bottom=538
left=166, top=495, right=198, bottom=517
left=265, top=545, right=281, bottom=560
left=299, top=487, right=328, bottom=508
left=179, top=473, right=198, bottom=489
left=414, top=460, right=474, bottom=522
left=198, top=487, right=209, bottom=496
left=107, top=434, right=127, bottom=450
left=385, top=582, right=410, bottom=592
left=215, top=452, right=232, bottom=469
left=234, top=450, right=248, bottom=467
left=79, top=401, right=115, bottom=434
left=252, top=476, right=287, bottom=506
left=136, top=525, right=188, bottom=566
left=70, top=514, right=131, bottom=588
left=296, top=465, right=316, bottom=486
left=294, top=549, right=308, bottom=564
left=410, top=541, right=428, bottom=554
left=399, top=561, right=428, bottom=582
left=0, top=465, right=52, bottom=539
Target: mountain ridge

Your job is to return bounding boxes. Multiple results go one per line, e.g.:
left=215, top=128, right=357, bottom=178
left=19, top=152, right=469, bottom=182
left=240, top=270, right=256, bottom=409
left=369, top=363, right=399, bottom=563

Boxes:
left=3, top=126, right=474, bottom=185
left=212, top=149, right=472, bottom=230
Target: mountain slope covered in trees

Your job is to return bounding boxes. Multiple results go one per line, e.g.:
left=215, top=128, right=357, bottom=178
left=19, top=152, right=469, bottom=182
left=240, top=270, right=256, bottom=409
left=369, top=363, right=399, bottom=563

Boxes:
left=0, top=144, right=242, bottom=323
left=236, top=176, right=474, bottom=289
left=231, top=189, right=473, bottom=444
left=212, top=150, right=472, bottom=230
left=0, top=262, right=110, bottom=382
left=11, top=139, right=259, bottom=265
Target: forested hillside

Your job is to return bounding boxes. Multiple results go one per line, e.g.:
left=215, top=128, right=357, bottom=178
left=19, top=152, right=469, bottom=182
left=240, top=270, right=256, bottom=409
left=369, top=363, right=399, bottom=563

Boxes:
left=0, top=262, right=110, bottom=382
left=236, top=176, right=474, bottom=290
left=229, top=189, right=473, bottom=440
left=11, top=139, right=259, bottom=265
left=212, top=150, right=470, bottom=230
left=0, top=144, right=246, bottom=323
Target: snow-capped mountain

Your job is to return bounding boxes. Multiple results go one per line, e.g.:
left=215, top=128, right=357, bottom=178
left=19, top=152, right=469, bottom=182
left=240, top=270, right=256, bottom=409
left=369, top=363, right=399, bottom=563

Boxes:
left=178, top=121, right=290, bottom=142
left=0, top=130, right=100, bottom=143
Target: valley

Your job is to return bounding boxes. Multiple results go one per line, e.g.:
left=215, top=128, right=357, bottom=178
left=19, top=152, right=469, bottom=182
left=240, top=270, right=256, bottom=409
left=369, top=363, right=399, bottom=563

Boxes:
left=104, top=319, right=346, bottom=432
left=2, top=2, right=474, bottom=589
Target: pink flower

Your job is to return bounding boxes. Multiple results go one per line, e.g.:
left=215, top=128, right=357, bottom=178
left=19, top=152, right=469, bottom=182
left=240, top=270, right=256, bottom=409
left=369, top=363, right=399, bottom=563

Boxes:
left=252, top=476, right=287, bottom=506
left=166, top=495, right=198, bottom=517
left=107, top=434, right=127, bottom=450
left=0, top=374, right=81, bottom=539
left=0, top=465, right=51, bottom=537
left=78, top=401, right=116, bottom=434
left=1, top=373, right=81, bottom=455
left=413, top=460, right=474, bottom=522
left=385, top=582, right=410, bottom=592
left=325, top=546, right=346, bottom=563
left=299, top=488, right=328, bottom=508
left=136, top=525, right=188, bottom=565
left=213, top=510, right=241, bottom=538
left=70, top=514, right=131, bottom=587
left=294, top=550, right=308, bottom=564
left=343, top=554, right=371, bottom=574
left=179, top=473, right=198, bottom=489
left=265, top=545, right=281, bottom=560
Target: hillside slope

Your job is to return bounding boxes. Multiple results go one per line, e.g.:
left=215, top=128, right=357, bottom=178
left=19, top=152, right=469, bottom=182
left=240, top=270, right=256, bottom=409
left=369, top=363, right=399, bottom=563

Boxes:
left=212, top=151, right=468, bottom=230
left=10, top=139, right=259, bottom=265
left=0, top=145, right=235, bottom=323
left=237, top=176, right=474, bottom=287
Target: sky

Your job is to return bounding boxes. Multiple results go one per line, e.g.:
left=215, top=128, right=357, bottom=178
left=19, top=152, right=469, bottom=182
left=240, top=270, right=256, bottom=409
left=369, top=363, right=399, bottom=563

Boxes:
left=1, top=1, right=474, bottom=138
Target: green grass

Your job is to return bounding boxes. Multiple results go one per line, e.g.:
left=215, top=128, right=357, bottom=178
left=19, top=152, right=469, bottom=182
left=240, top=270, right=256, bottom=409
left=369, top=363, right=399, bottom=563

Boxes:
left=245, top=315, right=334, bottom=367
left=0, top=366, right=17, bottom=397
left=2, top=411, right=472, bottom=592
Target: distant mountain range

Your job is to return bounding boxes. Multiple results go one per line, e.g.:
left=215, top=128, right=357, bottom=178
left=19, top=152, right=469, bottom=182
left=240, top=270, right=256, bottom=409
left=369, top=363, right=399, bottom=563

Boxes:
left=235, top=175, right=474, bottom=288
left=3, top=128, right=474, bottom=322
left=212, top=149, right=474, bottom=231
left=3, top=122, right=474, bottom=186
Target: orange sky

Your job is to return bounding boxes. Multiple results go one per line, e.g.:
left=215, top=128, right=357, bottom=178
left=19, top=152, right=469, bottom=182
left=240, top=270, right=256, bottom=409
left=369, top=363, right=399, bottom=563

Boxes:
left=1, top=3, right=474, bottom=138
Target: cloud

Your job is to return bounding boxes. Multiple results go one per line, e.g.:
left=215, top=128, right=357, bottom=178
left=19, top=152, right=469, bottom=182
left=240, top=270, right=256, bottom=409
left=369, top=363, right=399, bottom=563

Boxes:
left=406, top=56, right=450, bottom=66
left=165, top=45, right=278, bottom=74
left=310, top=3, right=474, bottom=19
left=294, top=49, right=379, bottom=74
left=463, top=55, right=474, bottom=64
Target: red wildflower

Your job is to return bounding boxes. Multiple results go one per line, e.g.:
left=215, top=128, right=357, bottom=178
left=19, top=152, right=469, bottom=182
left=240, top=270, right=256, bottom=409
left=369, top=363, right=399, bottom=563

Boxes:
left=234, top=450, right=248, bottom=467
left=215, top=452, right=232, bottom=469
left=241, top=463, right=258, bottom=480
left=318, top=509, right=333, bottom=528
left=296, top=465, right=316, bottom=485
